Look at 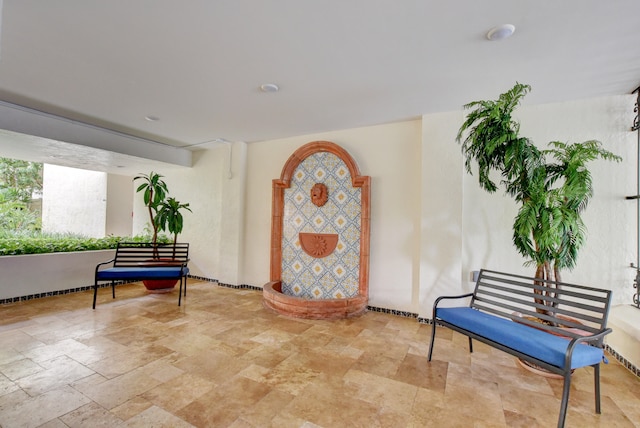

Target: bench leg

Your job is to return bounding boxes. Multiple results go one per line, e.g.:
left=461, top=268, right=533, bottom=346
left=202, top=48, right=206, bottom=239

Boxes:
left=178, top=276, right=187, bottom=306
left=594, top=363, right=602, bottom=414
left=92, top=282, right=98, bottom=309
left=558, top=371, right=572, bottom=428
left=111, top=281, right=116, bottom=299
left=468, top=337, right=473, bottom=354
left=428, top=320, right=437, bottom=361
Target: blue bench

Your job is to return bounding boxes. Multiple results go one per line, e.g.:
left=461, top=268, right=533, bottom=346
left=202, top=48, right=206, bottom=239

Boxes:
left=92, top=242, right=189, bottom=309
left=428, top=269, right=612, bottom=428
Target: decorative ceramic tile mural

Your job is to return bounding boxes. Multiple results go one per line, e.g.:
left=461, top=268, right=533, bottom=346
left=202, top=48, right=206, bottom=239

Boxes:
left=281, top=152, right=361, bottom=299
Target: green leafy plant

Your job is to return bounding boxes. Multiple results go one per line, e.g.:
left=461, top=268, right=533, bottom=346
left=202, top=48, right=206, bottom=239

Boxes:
left=133, top=171, right=191, bottom=258
left=457, top=83, right=621, bottom=315
left=133, top=171, right=168, bottom=246
left=156, top=197, right=192, bottom=246
left=0, top=158, right=43, bottom=232
left=0, top=232, right=170, bottom=256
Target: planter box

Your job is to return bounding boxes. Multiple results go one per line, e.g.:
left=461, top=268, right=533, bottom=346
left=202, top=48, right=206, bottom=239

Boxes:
left=0, top=250, right=115, bottom=301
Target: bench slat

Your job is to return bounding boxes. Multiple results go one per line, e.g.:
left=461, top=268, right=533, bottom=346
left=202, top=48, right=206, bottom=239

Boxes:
left=475, top=289, right=608, bottom=327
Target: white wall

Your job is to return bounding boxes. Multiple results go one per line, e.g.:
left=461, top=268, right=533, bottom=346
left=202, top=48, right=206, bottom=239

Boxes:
left=106, top=174, right=133, bottom=236
left=515, top=96, right=636, bottom=305
left=420, top=110, right=468, bottom=314
left=132, top=146, right=230, bottom=281
left=421, top=95, right=636, bottom=314
left=129, top=94, right=636, bottom=315
left=42, top=164, right=107, bottom=237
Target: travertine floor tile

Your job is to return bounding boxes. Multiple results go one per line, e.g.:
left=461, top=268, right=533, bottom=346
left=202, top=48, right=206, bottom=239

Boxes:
left=121, top=405, right=195, bottom=427
left=0, top=281, right=637, bottom=427
left=58, top=401, right=125, bottom=427
left=0, top=385, right=91, bottom=428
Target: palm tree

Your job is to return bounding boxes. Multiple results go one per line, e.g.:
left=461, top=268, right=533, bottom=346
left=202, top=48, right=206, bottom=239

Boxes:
left=457, top=83, right=621, bottom=315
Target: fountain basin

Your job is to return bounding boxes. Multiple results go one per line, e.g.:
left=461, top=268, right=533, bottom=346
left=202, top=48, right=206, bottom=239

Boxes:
left=263, top=281, right=367, bottom=320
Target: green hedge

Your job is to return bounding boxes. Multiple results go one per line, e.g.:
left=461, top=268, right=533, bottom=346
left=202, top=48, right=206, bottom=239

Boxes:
left=0, top=232, right=170, bottom=256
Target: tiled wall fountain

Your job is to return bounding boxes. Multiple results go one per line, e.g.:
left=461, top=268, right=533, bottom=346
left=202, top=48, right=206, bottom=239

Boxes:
left=263, top=141, right=371, bottom=319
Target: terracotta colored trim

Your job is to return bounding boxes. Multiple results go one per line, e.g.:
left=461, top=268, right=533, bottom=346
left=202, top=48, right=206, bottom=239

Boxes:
left=263, top=281, right=368, bottom=320
left=279, top=141, right=363, bottom=187
left=267, top=141, right=371, bottom=318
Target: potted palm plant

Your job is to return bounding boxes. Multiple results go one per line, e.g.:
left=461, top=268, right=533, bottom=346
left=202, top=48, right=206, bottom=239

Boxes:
left=133, top=172, right=191, bottom=291
left=456, top=83, right=621, bottom=317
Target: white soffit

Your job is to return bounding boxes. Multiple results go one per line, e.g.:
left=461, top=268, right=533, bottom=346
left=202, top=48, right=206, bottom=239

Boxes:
left=0, top=101, right=192, bottom=168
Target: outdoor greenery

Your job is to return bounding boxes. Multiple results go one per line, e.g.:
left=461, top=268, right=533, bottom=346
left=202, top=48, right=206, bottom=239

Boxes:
left=0, top=231, right=170, bottom=256
left=0, top=163, right=189, bottom=257
left=457, top=83, right=621, bottom=312
left=0, top=158, right=43, bottom=232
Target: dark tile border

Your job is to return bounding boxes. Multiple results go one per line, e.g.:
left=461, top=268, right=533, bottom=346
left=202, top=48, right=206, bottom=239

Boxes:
left=187, top=275, right=217, bottom=283
left=216, top=282, right=263, bottom=292
left=605, top=345, right=640, bottom=377
left=0, top=280, right=137, bottom=305
left=367, top=305, right=419, bottom=319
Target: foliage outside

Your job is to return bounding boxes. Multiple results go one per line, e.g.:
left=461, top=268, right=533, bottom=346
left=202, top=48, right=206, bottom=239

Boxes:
left=0, top=158, right=43, bottom=232
left=457, top=83, right=621, bottom=311
left=0, top=163, right=188, bottom=257
left=0, top=231, right=170, bottom=256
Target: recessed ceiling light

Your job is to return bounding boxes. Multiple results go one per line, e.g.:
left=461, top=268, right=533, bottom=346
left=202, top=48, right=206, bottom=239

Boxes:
left=145, top=115, right=160, bottom=122
left=260, top=83, right=279, bottom=93
left=486, top=24, right=516, bottom=41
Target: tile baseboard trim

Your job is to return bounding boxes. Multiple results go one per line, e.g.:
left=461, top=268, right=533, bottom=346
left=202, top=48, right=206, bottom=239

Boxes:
left=187, top=275, right=217, bottom=283
left=0, top=280, right=138, bottom=305
left=367, top=306, right=418, bottom=319
left=188, top=276, right=262, bottom=291
left=217, top=282, right=263, bottom=291
left=605, top=344, right=640, bottom=378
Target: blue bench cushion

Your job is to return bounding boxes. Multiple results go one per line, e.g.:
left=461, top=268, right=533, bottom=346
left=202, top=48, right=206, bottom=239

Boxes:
left=436, top=307, right=603, bottom=369
left=97, top=266, right=188, bottom=280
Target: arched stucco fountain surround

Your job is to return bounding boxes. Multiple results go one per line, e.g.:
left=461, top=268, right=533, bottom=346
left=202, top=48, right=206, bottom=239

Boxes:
left=263, top=141, right=371, bottom=319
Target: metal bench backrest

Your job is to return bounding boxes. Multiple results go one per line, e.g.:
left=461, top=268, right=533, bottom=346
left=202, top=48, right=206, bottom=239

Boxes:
left=112, top=242, right=189, bottom=267
left=471, top=269, right=612, bottom=345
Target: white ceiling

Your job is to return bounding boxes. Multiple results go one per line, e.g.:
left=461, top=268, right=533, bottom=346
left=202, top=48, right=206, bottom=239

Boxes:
left=0, top=1, right=639, bottom=174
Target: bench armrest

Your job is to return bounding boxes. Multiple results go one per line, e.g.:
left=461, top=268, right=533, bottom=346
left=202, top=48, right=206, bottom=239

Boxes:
left=565, top=327, right=613, bottom=368
left=433, top=293, right=474, bottom=307
left=432, top=293, right=474, bottom=320
left=568, top=327, right=612, bottom=347
left=95, top=258, right=115, bottom=271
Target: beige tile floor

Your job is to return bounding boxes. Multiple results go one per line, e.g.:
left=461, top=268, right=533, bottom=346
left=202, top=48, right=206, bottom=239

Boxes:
left=0, top=281, right=638, bottom=428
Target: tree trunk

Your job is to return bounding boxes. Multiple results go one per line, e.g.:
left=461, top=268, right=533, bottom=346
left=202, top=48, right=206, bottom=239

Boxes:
left=533, top=262, right=560, bottom=324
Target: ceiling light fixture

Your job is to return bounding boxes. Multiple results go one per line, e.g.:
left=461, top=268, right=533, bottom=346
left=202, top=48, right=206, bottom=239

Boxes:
left=260, top=83, right=279, bottom=93
left=145, top=115, right=160, bottom=122
left=486, top=24, right=516, bottom=41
